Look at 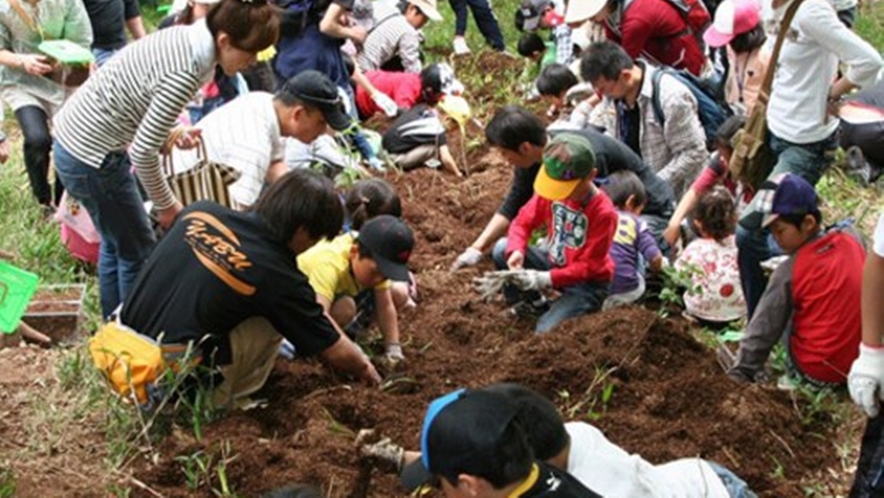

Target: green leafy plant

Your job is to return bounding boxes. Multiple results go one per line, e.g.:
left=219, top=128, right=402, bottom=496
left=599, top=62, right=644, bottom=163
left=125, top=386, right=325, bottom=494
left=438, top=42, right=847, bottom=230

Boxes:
left=0, top=467, right=16, bottom=498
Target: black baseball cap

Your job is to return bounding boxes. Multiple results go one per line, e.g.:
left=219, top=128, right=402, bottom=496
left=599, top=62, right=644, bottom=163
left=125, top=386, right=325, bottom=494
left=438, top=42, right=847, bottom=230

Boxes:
left=401, top=389, right=521, bottom=492
left=278, top=70, right=351, bottom=131
left=357, top=215, right=414, bottom=282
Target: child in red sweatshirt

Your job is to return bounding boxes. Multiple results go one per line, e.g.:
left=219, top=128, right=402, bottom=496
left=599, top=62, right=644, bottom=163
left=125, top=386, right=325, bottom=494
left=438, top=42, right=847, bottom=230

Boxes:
left=491, top=134, right=618, bottom=333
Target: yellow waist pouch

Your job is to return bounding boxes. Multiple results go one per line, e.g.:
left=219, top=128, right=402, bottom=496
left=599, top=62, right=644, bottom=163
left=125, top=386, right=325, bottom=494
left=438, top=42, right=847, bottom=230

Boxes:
left=89, top=321, right=201, bottom=406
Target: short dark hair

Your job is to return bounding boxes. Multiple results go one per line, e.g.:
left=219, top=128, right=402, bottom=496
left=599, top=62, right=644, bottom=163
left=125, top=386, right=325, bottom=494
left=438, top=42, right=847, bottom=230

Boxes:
left=253, top=169, right=343, bottom=244
left=482, top=384, right=569, bottom=461
left=439, top=419, right=534, bottom=490
left=517, top=32, right=546, bottom=57
left=580, top=41, right=634, bottom=83
left=207, top=0, right=281, bottom=52
left=600, top=170, right=647, bottom=210
left=536, top=64, right=578, bottom=97
left=692, top=187, right=737, bottom=241
left=715, top=115, right=746, bottom=151
left=345, top=178, right=402, bottom=231
left=485, top=105, right=547, bottom=151
left=730, top=24, right=766, bottom=54
left=261, top=484, right=323, bottom=498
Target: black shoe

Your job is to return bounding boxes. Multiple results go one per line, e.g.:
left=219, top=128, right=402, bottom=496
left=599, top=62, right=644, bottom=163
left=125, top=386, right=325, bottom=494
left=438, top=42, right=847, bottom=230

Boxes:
left=846, top=146, right=872, bottom=186
left=507, top=296, right=550, bottom=319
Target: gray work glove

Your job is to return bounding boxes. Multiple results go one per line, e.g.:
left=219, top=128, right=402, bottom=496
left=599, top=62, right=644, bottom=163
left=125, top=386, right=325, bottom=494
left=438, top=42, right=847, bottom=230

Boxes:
left=355, top=429, right=405, bottom=474
left=451, top=247, right=483, bottom=272
left=510, top=269, right=552, bottom=291
left=472, top=270, right=523, bottom=300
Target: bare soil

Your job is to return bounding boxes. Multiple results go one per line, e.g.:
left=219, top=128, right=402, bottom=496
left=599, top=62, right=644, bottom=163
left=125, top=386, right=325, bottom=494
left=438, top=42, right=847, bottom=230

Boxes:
left=128, top=164, right=851, bottom=498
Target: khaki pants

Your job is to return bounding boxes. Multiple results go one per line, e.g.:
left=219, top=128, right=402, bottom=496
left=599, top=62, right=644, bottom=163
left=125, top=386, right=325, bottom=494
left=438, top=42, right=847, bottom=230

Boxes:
left=390, top=144, right=438, bottom=171
left=212, top=317, right=282, bottom=409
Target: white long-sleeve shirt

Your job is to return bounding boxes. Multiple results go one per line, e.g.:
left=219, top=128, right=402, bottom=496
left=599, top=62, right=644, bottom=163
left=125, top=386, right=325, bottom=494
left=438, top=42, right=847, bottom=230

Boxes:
left=565, top=422, right=730, bottom=498
left=764, top=0, right=882, bottom=144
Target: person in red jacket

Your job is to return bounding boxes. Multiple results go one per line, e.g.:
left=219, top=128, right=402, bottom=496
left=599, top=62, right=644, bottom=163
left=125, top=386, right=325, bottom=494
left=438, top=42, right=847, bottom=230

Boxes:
left=353, top=62, right=463, bottom=120
left=726, top=173, right=865, bottom=388
left=490, top=133, right=618, bottom=334
left=567, top=0, right=707, bottom=76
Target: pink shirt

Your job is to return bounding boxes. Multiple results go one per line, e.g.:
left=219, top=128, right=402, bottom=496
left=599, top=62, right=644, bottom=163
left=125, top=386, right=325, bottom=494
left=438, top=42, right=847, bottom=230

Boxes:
left=675, top=236, right=746, bottom=322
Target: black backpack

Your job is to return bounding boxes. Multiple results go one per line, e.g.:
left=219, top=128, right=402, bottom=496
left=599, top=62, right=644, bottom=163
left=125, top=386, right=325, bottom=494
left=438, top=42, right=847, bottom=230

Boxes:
left=650, top=67, right=733, bottom=149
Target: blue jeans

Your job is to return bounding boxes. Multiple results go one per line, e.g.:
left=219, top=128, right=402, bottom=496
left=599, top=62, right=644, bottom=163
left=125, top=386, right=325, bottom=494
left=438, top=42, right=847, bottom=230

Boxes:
left=850, top=412, right=884, bottom=497
left=92, top=47, right=118, bottom=67
left=492, top=238, right=610, bottom=334
left=53, top=142, right=156, bottom=317
left=448, top=0, right=505, bottom=50
left=706, top=461, right=757, bottom=498
left=737, top=131, right=836, bottom=317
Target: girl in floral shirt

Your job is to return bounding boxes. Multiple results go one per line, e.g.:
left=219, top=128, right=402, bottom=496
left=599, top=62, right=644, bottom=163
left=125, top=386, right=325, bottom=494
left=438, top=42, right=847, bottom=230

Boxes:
left=675, top=187, right=746, bottom=324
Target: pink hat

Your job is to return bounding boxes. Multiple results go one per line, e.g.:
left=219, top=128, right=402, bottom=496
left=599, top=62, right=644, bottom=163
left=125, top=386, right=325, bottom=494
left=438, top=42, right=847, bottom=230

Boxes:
left=703, top=0, right=761, bottom=48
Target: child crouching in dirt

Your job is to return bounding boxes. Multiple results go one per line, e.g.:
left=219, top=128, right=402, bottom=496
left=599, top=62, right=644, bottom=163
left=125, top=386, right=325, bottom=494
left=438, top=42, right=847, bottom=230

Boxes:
left=725, top=174, right=865, bottom=388
left=599, top=171, right=663, bottom=309
left=488, top=133, right=618, bottom=333
left=674, top=187, right=745, bottom=324
left=380, top=93, right=468, bottom=177
left=293, top=215, right=415, bottom=363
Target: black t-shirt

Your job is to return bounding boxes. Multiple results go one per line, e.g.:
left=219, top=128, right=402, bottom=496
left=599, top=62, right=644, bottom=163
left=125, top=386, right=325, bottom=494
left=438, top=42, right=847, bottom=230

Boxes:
left=620, top=103, right=642, bottom=157
left=496, top=130, right=674, bottom=220
left=513, top=462, right=601, bottom=498
left=82, top=0, right=140, bottom=50
left=121, top=202, right=340, bottom=366
left=382, top=104, right=447, bottom=154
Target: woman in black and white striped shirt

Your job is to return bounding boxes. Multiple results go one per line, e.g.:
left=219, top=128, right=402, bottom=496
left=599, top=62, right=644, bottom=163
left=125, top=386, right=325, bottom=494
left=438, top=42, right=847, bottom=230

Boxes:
left=52, top=0, right=280, bottom=318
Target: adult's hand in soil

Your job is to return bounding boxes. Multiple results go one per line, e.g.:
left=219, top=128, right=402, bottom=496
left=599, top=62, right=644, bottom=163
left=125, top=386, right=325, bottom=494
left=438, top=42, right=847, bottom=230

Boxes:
left=451, top=247, right=483, bottom=272
left=848, top=344, right=884, bottom=417
left=511, top=270, right=552, bottom=291
left=156, top=201, right=183, bottom=230
left=507, top=250, right=524, bottom=270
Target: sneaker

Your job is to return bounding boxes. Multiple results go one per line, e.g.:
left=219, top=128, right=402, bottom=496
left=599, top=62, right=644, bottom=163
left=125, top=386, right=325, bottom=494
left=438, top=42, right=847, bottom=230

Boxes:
left=845, top=146, right=872, bottom=186
left=776, top=374, right=799, bottom=391
left=453, top=37, right=471, bottom=55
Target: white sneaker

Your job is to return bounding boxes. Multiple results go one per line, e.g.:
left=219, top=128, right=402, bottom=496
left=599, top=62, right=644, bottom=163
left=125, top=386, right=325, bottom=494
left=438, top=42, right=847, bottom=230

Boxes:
left=453, top=37, right=471, bottom=55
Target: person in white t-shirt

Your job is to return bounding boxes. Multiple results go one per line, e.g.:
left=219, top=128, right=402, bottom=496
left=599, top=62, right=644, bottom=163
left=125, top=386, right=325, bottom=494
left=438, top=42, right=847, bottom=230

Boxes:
left=167, top=70, right=351, bottom=210
left=484, top=383, right=756, bottom=498
left=847, top=212, right=884, bottom=497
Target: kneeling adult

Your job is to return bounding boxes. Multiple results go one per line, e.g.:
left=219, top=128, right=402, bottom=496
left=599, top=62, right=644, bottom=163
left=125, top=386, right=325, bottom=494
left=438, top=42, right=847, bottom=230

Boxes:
left=108, top=169, right=381, bottom=409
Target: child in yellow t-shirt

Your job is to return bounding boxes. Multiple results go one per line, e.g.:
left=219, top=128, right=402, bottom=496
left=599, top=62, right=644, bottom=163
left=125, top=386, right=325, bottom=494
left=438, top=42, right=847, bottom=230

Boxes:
left=297, top=215, right=415, bottom=362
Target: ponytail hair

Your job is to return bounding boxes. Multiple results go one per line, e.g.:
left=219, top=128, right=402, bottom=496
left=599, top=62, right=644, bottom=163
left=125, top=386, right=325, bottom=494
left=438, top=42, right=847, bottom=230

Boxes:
left=345, top=178, right=402, bottom=231
left=207, top=0, right=281, bottom=52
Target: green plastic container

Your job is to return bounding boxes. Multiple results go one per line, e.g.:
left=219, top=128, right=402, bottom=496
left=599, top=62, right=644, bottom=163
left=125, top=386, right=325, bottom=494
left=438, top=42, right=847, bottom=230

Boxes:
left=37, top=40, right=94, bottom=65
left=0, top=261, right=39, bottom=334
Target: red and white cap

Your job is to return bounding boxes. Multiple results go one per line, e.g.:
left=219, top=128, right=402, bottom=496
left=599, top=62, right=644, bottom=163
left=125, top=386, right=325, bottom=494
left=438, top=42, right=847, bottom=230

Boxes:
left=703, top=0, right=761, bottom=48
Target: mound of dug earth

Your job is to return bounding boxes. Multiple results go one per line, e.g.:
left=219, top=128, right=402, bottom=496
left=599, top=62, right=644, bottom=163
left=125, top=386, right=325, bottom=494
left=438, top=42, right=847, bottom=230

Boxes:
left=135, top=168, right=839, bottom=497
left=136, top=307, right=836, bottom=498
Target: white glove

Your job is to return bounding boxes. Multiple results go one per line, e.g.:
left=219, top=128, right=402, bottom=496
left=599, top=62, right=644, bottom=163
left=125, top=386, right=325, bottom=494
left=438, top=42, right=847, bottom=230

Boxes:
left=371, top=92, right=398, bottom=117
left=451, top=247, right=483, bottom=271
left=384, top=343, right=405, bottom=363
left=848, top=344, right=884, bottom=417
left=510, top=269, right=552, bottom=291
left=367, top=156, right=385, bottom=171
